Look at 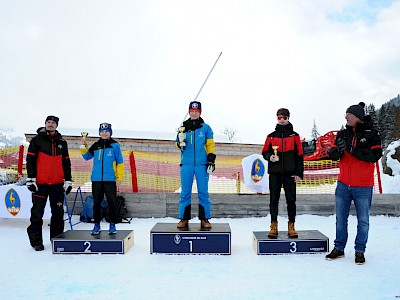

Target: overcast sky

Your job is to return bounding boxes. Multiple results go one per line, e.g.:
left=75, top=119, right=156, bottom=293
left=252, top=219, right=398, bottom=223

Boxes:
left=1, top=0, right=400, bottom=144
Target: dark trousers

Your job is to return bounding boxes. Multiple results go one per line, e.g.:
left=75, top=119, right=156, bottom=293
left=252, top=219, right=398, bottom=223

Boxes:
left=92, top=181, right=117, bottom=224
left=27, top=183, right=65, bottom=247
left=269, top=174, right=297, bottom=223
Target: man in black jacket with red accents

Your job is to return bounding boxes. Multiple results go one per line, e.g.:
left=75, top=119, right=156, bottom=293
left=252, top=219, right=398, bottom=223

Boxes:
left=26, top=115, right=72, bottom=251
left=262, top=108, right=304, bottom=239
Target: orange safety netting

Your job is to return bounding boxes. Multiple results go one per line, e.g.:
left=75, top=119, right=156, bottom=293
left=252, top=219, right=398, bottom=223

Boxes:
left=0, top=146, right=382, bottom=194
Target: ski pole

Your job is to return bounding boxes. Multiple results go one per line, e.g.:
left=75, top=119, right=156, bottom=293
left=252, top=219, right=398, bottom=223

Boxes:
left=180, top=52, right=223, bottom=124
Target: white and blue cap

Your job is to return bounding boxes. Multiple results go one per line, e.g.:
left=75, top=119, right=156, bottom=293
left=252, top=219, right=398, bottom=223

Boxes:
left=99, top=122, right=112, bottom=135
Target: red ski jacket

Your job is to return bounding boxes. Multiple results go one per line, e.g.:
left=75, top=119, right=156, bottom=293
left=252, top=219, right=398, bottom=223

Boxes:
left=26, top=127, right=72, bottom=185
left=329, top=118, right=382, bottom=187
left=262, top=122, right=304, bottom=178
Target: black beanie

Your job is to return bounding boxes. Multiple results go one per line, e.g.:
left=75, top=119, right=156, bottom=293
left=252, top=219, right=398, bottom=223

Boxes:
left=45, top=115, right=59, bottom=125
left=346, top=102, right=365, bottom=120
left=189, top=101, right=202, bottom=111
left=276, top=108, right=290, bottom=117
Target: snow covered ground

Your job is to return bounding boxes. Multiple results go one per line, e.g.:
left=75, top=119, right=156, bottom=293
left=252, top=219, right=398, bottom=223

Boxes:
left=1, top=213, right=399, bottom=300
left=1, top=156, right=399, bottom=299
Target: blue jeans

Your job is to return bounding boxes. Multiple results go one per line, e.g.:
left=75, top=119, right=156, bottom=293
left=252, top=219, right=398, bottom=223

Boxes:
left=334, top=181, right=373, bottom=253
left=179, top=164, right=211, bottom=220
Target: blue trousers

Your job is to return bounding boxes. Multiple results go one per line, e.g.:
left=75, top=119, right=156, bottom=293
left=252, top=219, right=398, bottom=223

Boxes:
left=179, top=164, right=211, bottom=220
left=334, top=181, right=373, bottom=253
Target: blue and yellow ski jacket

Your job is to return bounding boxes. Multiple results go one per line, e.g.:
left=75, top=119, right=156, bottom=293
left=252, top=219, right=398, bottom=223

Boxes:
left=81, top=138, right=124, bottom=182
left=176, top=117, right=215, bottom=165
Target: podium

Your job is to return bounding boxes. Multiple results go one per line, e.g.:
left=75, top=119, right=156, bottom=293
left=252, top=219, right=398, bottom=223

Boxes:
left=52, top=230, right=134, bottom=254
left=150, top=223, right=231, bottom=255
left=253, top=230, right=329, bottom=255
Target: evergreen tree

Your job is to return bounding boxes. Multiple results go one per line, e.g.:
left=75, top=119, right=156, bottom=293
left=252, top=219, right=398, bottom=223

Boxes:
left=384, top=104, right=398, bottom=147
left=377, top=105, right=387, bottom=145
left=311, top=119, right=320, bottom=140
left=367, top=103, right=378, bottom=128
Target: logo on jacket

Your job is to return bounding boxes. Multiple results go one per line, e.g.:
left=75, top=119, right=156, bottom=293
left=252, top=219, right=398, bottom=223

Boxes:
left=251, top=159, right=265, bottom=183
left=5, top=189, right=21, bottom=216
left=107, top=150, right=113, bottom=157
left=58, top=144, right=63, bottom=149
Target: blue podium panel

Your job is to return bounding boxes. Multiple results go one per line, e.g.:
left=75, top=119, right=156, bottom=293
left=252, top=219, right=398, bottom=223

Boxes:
left=150, top=223, right=231, bottom=255
left=253, top=230, right=329, bottom=255
left=52, top=230, right=134, bottom=254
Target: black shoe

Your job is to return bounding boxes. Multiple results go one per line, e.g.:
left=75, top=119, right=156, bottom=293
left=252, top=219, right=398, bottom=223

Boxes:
left=355, top=252, right=365, bottom=265
left=33, top=245, right=44, bottom=251
left=325, top=248, right=345, bottom=260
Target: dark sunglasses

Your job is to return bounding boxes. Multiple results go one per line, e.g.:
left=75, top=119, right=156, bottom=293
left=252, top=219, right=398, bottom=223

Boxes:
left=277, top=116, right=288, bottom=120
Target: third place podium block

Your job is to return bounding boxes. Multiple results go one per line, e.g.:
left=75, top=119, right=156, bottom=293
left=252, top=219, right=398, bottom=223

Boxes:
left=150, top=223, right=231, bottom=255
left=253, top=230, right=329, bottom=255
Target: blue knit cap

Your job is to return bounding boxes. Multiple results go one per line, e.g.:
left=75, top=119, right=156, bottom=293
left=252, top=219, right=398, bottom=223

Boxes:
left=99, top=122, right=112, bottom=135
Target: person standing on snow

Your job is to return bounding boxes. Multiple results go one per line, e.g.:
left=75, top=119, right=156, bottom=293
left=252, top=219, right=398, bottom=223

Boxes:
left=176, top=101, right=216, bottom=229
left=262, top=108, right=304, bottom=239
left=26, top=115, right=73, bottom=251
left=80, top=122, right=124, bottom=235
left=325, top=102, right=382, bottom=265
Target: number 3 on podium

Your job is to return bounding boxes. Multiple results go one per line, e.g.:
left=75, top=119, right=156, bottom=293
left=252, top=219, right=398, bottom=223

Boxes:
left=290, top=241, right=297, bottom=253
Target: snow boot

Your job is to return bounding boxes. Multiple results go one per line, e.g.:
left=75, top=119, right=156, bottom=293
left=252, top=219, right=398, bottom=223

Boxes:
left=355, top=252, right=365, bottom=265
left=109, top=223, right=117, bottom=235
left=201, top=219, right=212, bottom=229
left=91, top=223, right=101, bottom=235
left=268, top=221, right=278, bottom=238
left=325, top=248, right=345, bottom=260
left=288, top=221, right=298, bottom=238
left=177, top=219, right=189, bottom=229
left=33, top=245, right=44, bottom=251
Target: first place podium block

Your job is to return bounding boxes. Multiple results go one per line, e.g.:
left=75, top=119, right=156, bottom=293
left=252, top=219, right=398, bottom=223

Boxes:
left=150, top=223, right=231, bottom=255
left=253, top=230, right=329, bottom=255
left=52, top=230, right=134, bottom=254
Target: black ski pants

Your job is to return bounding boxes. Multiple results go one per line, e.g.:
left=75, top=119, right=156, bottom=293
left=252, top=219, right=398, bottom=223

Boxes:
left=268, top=174, right=297, bottom=223
left=27, top=183, right=65, bottom=247
left=92, top=181, right=118, bottom=224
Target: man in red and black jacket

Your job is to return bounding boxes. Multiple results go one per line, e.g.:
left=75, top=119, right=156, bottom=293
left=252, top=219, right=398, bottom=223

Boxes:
left=26, top=115, right=72, bottom=251
left=262, top=108, right=304, bottom=239
left=325, top=102, right=382, bottom=265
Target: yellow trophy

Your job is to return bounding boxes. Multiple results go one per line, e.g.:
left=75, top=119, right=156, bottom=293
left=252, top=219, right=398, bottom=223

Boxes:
left=272, top=145, right=279, bottom=161
left=80, top=132, right=88, bottom=149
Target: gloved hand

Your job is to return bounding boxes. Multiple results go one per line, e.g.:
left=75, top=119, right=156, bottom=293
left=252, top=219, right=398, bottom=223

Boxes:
left=336, top=138, right=346, bottom=153
left=178, top=132, right=186, bottom=150
left=26, top=178, right=38, bottom=193
left=64, top=181, right=73, bottom=195
left=207, top=153, right=216, bottom=173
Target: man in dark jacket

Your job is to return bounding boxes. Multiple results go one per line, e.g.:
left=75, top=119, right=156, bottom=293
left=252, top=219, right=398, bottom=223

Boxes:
left=262, top=108, right=304, bottom=238
left=325, top=102, right=382, bottom=265
left=26, top=116, right=72, bottom=251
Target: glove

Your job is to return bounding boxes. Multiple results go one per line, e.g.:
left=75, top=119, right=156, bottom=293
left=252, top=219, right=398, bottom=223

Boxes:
left=336, top=138, right=346, bottom=153
left=178, top=132, right=186, bottom=150
left=63, top=181, right=73, bottom=195
left=207, top=153, right=216, bottom=173
left=26, top=178, right=38, bottom=193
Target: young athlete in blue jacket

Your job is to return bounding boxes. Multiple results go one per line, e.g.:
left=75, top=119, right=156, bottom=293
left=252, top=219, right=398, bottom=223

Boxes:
left=80, top=123, right=124, bottom=235
left=176, top=101, right=216, bottom=229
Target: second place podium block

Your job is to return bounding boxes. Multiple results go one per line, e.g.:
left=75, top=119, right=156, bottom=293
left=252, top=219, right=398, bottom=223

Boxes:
left=150, top=223, right=231, bottom=255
